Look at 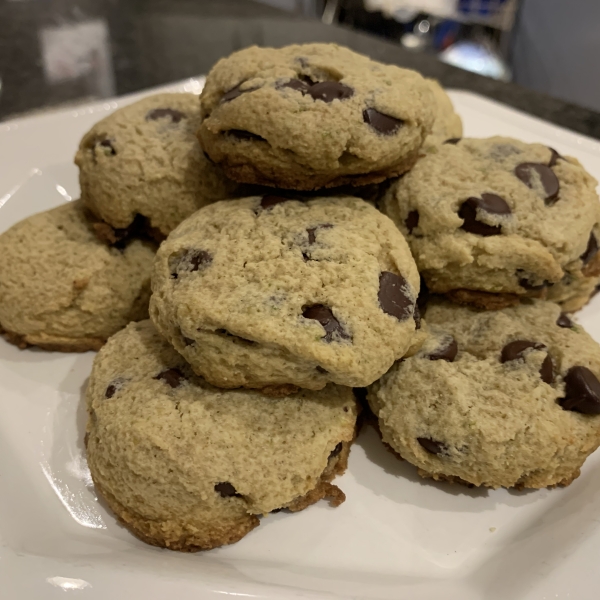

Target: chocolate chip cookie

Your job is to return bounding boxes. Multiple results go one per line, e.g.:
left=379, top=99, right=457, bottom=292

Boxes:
left=75, top=93, right=238, bottom=239
left=86, top=320, right=358, bottom=551
left=423, top=79, right=462, bottom=148
left=198, top=43, right=435, bottom=190
left=381, top=137, right=600, bottom=310
left=0, top=201, right=155, bottom=352
left=368, top=298, right=600, bottom=489
left=150, top=194, right=422, bottom=391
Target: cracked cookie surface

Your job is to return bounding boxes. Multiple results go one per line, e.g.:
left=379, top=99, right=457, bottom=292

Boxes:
left=75, top=93, right=238, bottom=237
left=0, top=200, right=155, bottom=351
left=381, top=136, right=600, bottom=309
left=150, top=194, right=422, bottom=390
left=198, top=43, right=435, bottom=190
left=86, top=320, right=358, bottom=551
left=368, top=299, right=600, bottom=489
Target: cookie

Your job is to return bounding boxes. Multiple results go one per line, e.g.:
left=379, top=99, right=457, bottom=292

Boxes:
left=86, top=320, right=358, bottom=551
left=423, top=79, right=462, bottom=148
left=150, top=194, right=422, bottom=390
left=198, top=43, right=435, bottom=190
left=0, top=201, right=155, bottom=352
left=381, top=137, right=600, bottom=310
left=368, top=299, right=600, bottom=489
left=75, top=93, right=238, bottom=239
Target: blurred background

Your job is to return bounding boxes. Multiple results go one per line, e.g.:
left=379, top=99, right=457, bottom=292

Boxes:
left=0, top=0, right=598, bottom=121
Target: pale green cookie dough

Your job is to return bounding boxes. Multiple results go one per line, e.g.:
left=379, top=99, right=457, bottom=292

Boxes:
left=86, top=320, right=358, bottom=551
left=0, top=201, right=155, bottom=352
left=150, top=194, right=421, bottom=390
left=381, top=137, right=600, bottom=310
left=75, top=93, right=238, bottom=238
left=198, top=43, right=435, bottom=190
left=369, top=299, right=600, bottom=489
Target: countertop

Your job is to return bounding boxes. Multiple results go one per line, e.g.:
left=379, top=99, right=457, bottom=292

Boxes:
left=1, top=0, right=599, bottom=140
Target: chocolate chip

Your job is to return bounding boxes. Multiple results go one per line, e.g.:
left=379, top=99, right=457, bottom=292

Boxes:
left=378, top=272, right=414, bottom=321
left=146, top=108, right=186, bottom=123
left=260, top=195, right=290, bottom=210
left=154, top=368, right=184, bottom=389
left=170, top=249, right=212, bottom=278
left=417, top=438, right=445, bottom=455
left=329, top=442, right=343, bottom=459
left=540, top=355, right=555, bottom=384
left=281, top=78, right=312, bottom=94
left=405, top=210, right=419, bottom=234
left=514, top=163, right=560, bottom=205
left=518, top=275, right=548, bottom=291
left=559, top=366, right=600, bottom=414
left=227, top=129, right=264, bottom=141
left=302, top=304, right=350, bottom=343
left=557, top=313, right=574, bottom=328
left=105, top=378, right=126, bottom=399
left=580, top=233, right=598, bottom=265
left=548, top=148, right=563, bottom=167
left=215, top=482, right=241, bottom=497
left=98, top=139, right=116, bottom=155
left=501, top=340, right=554, bottom=383
left=428, top=337, right=458, bottom=362
left=459, top=194, right=511, bottom=237
left=444, top=138, right=461, bottom=145
left=307, top=81, right=354, bottom=103
left=363, top=108, right=403, bottom=135
left=307, top=223, right=333, bottom=244
left=221, top=82, right=256, bottom=103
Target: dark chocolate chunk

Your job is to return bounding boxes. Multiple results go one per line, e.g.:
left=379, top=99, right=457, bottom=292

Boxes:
left=307, top=223, right=333, bottom=244
left=557, top=313, right=574, bottom=328
left=501, top=340, right=554, bottom=383
left=260, top=195, right=290, bottom=210
left=428, top=337, right=458, bottom=362
left=170, top=249, right=212, bottom=278
left=302, top=304, right=349, bottom=343
left=105, top=378, right=125, bottom=399
left=98, top=138, right=116, bottom=155
left=405, top=210, right=419, bottom=234
left=329, top=442, right=343, bottom=459
left=281, top=78, right=312, bottom=94
left=459, top=194, right=511, bottom=236
left=540, top=355, right=555, bottom=384
left=378, top=272, right=413, bottom=321
left=559, top=366, right=600, bottom=415
left=308, top=81, right=354, bottom=103
left=146, top=108, right=186, bottom=123
left=444, top=138, right=461, bottom=145
left=221, top=82, right=256, bottom=103
left=227, top=129, right=264, bottom=141
left=363, top=108, right=403, bottom=135
left=548, top=147, right=563, bottom=167
left=215, top=482, right=241, bottom=497
left=417, top=438, right=445, bottom=455
left=154, top=368, right=184, bottom=389
left=514, top=163, right=560, bottom=205
left=580, top=233, right=598, bottom=265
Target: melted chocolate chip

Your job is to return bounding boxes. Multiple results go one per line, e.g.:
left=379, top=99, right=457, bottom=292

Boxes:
left=548, top=148, right=563, bottom=167
left=444, top=138, right=461, bottom=145
left=215, top=482, right=241, bottom=497
left=378, top=272, right=414, bottom=321
left=98, top=139, right=116, bottom=155
left=154, top=368, right=184, bottom=389
left=308, top=81, right=354, bottom=103
left=428, top=337, right=458, bottom=362
left=302, top=304, right=349, bottom=343
left=329, top=442, right=343, bottom=459
left=307, top=223, right=333, bottom=244
left=146, top=108, right=186, bottom=123
left=557, top=313, right=574, bottom=328
left=580, top=233, right=598, bottom=265
left=363, top=108, right=403, bottom=135
left=501, top=340, right=554, bottom=383
left=105, top=378, right=126, bottom=399
left=227, top=129, right=264, bottom=141
left=405, top=210, right=419, bottom=234
left=281, top=78, right=312, bottom=94
left=559, top=366, right=600, bottom=415
left=260, top=195, right=290, bottom=210
left=221, top=82, right=256, bottom=103
left=540, top=355, right=555, bottom=384
left=514, top=163, right=560, bottom=205
left=170, top=249, right=212, bottom=278
left=459, top=194, right=511, bottom=237
left=417, top=438, right=445, bottom=455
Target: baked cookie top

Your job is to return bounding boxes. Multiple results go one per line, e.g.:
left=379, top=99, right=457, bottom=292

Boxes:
left=86, top=320, right=357, bottom=549
left=423, top=79, right=462, bottom=148
left=75, top=93, right=237, bottom=237
left=150, top=194, right=421, bottom=389
left=369, top=299, right=600, bottom=489
left=381, top=136, right=600, bottom=295
left=0, top=200, right=155, bottom=351
left=198, top=43, right=435, bottom=189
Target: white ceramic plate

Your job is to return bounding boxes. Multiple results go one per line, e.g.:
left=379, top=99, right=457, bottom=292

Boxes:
left=2, top=79, right=600, bottom=600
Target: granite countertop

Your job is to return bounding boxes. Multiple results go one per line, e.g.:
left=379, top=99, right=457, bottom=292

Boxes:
left=1, top=0, right=599, bottom=139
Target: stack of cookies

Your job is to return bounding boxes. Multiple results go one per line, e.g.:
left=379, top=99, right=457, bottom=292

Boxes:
left=2, top=42, right=600, bottom=552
